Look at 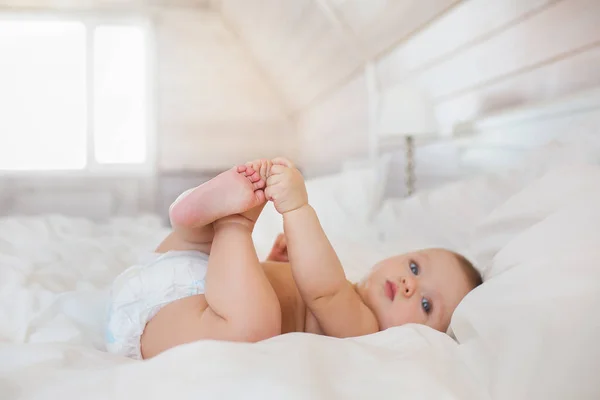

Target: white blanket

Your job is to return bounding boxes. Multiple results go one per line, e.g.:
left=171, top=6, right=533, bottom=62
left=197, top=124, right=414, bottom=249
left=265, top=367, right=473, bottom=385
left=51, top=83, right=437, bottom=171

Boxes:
left=2, top=163, right=600, bottom=399
left=1, top=329, right=486, bottom=399
left=0, top=216, right=487, bottom=400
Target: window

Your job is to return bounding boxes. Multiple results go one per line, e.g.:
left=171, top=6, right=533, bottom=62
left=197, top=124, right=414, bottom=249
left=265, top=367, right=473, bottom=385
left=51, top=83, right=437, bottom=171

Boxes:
left=0, top=17, right=152, bottom=172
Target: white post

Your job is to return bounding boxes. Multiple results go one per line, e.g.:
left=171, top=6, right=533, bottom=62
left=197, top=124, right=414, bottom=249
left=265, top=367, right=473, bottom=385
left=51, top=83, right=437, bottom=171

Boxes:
left=365, top=61, right=379, bottom=162
left=314, top=0, right=380, bottom=166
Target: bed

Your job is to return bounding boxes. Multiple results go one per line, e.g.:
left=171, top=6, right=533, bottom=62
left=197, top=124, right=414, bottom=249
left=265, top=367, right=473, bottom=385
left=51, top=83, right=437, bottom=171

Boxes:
left=2, top=90, right=600, bottom=399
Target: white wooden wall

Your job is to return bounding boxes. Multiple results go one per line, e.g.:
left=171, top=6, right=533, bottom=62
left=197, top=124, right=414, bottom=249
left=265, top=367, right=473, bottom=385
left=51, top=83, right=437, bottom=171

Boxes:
left=220, top=0, right=459, bottom=111
left=0, top=2, right=298, bottom=168
left=295, top=0, right=600, bottom=177
left=155, top=8, right=296, bottom=171
left=0, top=4, right=295, bottom=170
left=2, top=0, right=599, bottom=218
left=0, top=3, right=295, bottom=219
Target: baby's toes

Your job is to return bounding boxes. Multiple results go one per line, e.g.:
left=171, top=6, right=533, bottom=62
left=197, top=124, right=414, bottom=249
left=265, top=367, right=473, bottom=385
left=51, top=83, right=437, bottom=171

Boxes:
left=238, top=164, right=261, bottom=183
left=253, top=179, right=266, bottom=190
left=269, top=164, right=286, bottom=176
left=237, top=164, right=250, bottom=174
left=250, top=159, right=267, bottom=180
left=262, top=159, right=275, bottom=180
left=245, top=159, right=263, bottom=175
left=254, top=188, right=266, bottom=204
left=247, top=170, right=261, bottom=183
left=245, top=159, right=273, bottom=181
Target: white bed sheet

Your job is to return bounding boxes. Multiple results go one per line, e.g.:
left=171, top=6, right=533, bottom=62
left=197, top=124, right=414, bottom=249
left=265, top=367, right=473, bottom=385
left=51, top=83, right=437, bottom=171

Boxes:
left=2, top=140, right=600, bottom=399
left=0, top=216, right=487, bottom=400
left=1, top=328, right=486, bottom=399
left=250, top=155, right=600, bottom=398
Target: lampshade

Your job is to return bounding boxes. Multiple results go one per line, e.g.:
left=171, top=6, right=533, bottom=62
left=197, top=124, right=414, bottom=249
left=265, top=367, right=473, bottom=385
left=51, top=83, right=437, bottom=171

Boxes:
left=378, top=84, right=438, bottom=138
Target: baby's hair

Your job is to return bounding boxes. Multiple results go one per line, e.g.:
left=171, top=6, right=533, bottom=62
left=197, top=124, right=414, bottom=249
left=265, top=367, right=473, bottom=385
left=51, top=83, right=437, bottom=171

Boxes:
left=452, top=252, right=483, bottom=289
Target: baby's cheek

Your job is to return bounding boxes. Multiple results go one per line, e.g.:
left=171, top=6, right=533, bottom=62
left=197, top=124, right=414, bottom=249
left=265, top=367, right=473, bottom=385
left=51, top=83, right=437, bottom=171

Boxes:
left=390, top=302, right=424, bottom=327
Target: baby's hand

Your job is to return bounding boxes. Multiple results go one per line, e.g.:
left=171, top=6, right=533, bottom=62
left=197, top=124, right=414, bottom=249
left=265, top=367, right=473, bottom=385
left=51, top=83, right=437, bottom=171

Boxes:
left=265, top=157, right=308, bottom=214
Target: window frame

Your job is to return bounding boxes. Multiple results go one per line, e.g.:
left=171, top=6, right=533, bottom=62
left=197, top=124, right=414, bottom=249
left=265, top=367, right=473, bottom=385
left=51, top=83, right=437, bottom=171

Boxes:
left=0, top=11, right=157, bottom=177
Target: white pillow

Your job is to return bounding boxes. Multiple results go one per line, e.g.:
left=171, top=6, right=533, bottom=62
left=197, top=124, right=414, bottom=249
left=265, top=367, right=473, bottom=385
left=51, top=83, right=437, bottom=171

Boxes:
left=373, top=171, right=524, bottom=254
left=468, top=164, right=600, bottom=278
left=519, top=131, right=600, bottom=173
left=336, top=155, right=391, bottom=223
left=450, top=164, right=600, bottom=400
left=374, top=134, right=600, bottom=258
left=252, top=165, right=387, bottom=260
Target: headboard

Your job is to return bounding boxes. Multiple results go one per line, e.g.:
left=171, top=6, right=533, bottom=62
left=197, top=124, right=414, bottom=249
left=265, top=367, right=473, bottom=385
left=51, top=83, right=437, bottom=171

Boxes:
left=383, top=86, right=600, bottom=197
left=451, top=86, right=600, bottom=173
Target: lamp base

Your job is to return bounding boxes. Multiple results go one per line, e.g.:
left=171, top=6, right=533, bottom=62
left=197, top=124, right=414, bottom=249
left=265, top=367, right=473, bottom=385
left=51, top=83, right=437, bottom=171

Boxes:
left=405, top=135, right=415, bottom=197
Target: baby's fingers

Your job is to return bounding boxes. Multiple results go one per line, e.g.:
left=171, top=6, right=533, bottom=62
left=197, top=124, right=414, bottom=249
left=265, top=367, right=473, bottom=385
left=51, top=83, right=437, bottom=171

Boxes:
left=260, top=159, right=272, bottom=179
left=269, top=165, right=287, bottom=176
left=266, top=173, right=283, bottom=187
left=271, top=157, right=294, bottom=168
left=264, top=186, right=277, bottom=201
left=246, top=159, right=272, bottom=180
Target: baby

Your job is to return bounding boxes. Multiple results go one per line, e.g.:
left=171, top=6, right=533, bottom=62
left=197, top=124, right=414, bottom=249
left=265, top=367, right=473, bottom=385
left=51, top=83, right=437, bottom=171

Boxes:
left=106, top=158, right=482, bottom=359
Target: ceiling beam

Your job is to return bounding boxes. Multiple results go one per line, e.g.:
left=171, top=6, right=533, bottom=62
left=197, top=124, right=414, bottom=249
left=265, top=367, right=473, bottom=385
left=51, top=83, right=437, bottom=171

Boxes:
left=297, top=0, right=464, bottom=115
left=314, top=0, right=381, bottom=159
left=217, top=7, right=296, bottom=123
left=313, top=0, right=367, bottom=62
left=0, top=0, right=212, bottom=12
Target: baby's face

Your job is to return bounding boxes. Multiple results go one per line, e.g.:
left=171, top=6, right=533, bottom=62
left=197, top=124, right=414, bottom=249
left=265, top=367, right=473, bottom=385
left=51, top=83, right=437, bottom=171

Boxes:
left=356, top=249, right=473, bottom=333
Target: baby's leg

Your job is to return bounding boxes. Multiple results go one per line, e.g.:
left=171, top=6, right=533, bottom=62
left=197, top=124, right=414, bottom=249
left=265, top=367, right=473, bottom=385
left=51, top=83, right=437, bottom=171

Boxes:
left=199, top=214, right=281, bottom=342
left=156, top=164, right=266, bottom=254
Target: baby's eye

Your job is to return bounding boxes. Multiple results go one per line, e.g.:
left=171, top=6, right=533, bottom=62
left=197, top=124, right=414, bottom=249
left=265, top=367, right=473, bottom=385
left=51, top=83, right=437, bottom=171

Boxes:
left=409, top=261, right=419, bottom=275
left=422, top=297, right=431, bottom=314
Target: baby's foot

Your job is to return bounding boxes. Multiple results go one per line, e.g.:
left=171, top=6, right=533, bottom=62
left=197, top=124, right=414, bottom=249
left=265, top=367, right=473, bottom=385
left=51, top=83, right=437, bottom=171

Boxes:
left=169, top=165, right=266, bottom=228
left=245, top=159, right=272, bottom=182
left=238, top=159, right=273, bottom=222
left=213, top=214, right=256, bottom=232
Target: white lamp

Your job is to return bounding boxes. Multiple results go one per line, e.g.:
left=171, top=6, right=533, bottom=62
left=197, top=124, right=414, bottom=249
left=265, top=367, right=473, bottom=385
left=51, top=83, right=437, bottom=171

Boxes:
left=377, top=84, right=438, bottom=196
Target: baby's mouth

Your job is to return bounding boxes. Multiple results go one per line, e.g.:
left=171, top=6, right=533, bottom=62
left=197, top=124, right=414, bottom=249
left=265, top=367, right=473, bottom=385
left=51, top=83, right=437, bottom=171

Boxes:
left=384, top=280, right=397, bottom=301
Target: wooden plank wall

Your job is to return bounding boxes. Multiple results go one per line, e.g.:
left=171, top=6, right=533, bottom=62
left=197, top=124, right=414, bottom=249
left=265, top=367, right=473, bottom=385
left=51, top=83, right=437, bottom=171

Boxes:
left=0, top=4, right=296, bottom=171
left=154, top=9, right=295, bottom=171
left=296, top=0, right=600, bottom=177
left=0, top=5, right=294, bottom=218
left=220, top=0, right=459, bottom=110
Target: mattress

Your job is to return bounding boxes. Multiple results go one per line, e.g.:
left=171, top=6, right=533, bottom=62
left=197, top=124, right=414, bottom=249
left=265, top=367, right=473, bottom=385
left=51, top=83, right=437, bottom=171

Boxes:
left=1, top=159, right=600, bottom=399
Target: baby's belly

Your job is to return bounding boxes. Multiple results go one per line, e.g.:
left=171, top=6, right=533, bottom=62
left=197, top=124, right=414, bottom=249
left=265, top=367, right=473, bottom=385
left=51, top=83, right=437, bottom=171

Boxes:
left=261, top=262, right=323, bottom=335
left=261, top=261, right=307, bottom=334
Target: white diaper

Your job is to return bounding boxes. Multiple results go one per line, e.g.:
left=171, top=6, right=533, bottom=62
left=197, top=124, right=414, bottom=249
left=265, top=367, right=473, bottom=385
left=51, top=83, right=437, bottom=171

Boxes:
left=105, top=250, right=209, bottom=359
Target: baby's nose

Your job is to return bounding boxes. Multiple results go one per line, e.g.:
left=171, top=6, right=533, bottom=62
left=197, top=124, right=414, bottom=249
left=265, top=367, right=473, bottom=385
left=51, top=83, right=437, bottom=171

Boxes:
left=400, top=276, right=418, bottom=298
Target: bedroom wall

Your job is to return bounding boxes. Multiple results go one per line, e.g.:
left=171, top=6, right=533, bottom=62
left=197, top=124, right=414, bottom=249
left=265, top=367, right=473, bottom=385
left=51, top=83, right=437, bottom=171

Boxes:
left=153, top=8, right=296, bottom=216
left=3, top=0, right=599, bottom=219
left=219, top=0, right=460, bottom=112
left=0, top=2, right=295, bottom=219
left=0, top=2, right=296, bottom=166
left=154, top=8, right=294, bottom=171
left=295, top=0, right=600, bottom=183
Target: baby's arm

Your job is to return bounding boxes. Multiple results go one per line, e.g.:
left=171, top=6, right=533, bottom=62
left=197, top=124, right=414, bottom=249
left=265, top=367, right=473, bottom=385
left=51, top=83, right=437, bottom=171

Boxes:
left=284, top=206, right=379, bottom=337
left=266, top=159, right=379, bottom=337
